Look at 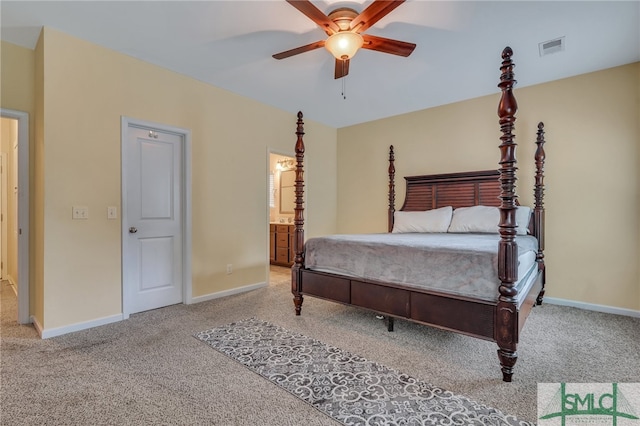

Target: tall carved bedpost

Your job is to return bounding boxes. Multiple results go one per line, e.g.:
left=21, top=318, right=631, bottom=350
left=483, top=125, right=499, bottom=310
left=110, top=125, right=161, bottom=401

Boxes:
left=291, top=111, right=305, bottom=315
left=496, top=46, right=519, bottom=382
left=388, top=145, right=396, bottom=233
left=534, top=122, right=547, bottom=305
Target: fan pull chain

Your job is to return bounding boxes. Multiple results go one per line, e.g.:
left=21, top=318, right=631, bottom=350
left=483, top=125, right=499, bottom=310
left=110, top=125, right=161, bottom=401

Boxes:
left=341, top=60, right=347, bottom=100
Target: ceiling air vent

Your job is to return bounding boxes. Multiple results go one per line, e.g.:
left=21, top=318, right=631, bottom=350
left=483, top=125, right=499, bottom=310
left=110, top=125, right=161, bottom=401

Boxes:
left=539, top=37, right=565, bottom=57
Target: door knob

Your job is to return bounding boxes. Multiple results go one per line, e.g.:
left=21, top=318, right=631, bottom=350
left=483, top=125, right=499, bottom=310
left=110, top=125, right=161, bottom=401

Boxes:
left=129, top=227, right=137, bottom=234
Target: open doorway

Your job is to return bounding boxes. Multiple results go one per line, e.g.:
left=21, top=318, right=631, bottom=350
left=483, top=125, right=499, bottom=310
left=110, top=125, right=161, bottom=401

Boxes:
left=0, top=109, right=30, bottom=324
left=268, top=152, right=295, bottom=283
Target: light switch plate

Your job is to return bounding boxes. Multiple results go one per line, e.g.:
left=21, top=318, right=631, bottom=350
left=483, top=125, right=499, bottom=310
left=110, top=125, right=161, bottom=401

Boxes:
left=107, top=206, right=117, bottom=219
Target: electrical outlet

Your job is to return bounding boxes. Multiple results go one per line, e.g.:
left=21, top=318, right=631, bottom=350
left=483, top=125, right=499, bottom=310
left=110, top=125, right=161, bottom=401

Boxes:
left=226, top=264, right=233, bottom=274
left=72, top=206, right=89, bottom=219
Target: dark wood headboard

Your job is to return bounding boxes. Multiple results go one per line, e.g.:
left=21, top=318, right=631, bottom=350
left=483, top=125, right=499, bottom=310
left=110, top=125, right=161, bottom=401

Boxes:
left=386, top=160, right=504, bottom=232
left=386, top=146, right=506, bottom=232
left=400, top=170, right=501, bottom=211
left=386, top=119, right=546, bottom=243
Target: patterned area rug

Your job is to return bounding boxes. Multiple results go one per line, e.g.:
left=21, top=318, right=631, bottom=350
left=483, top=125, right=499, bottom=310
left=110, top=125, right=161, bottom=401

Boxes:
left=194, top=318, right=533, bottom=426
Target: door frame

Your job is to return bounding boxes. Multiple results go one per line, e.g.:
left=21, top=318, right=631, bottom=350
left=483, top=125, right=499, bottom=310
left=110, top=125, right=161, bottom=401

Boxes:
left=121, top=117, right=192, bottom=318
left=0, top=153, right=7, bottom=281
left=0, top=109, right=29, bottom=324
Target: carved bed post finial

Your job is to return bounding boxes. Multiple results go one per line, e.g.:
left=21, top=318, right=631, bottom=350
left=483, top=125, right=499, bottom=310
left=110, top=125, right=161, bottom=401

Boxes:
left=496, top=46, right=519, bottom=382
left=292, top=111, right=305, bottom=315
left=388, top=145, right=396, bottom=233
left=497, top=46, right=518, bottom=291
left=534, top=122, right=546, bottom=304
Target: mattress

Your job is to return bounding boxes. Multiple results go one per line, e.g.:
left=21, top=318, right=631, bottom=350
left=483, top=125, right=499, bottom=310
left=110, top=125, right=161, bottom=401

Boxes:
left=304, top=233, right=539, bottom=303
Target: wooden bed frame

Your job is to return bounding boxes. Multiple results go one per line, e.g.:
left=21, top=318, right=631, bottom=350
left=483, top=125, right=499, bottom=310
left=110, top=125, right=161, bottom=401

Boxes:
left=290, top=47, right=547, bottom=382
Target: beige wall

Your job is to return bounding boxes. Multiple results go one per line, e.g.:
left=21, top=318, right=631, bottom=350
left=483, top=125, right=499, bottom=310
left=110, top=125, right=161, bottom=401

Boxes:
left=337, top=63, right=640, bottom=311
left=12, top=28, right=337, bottom=331
left=0, top=41, right=35, bottom=114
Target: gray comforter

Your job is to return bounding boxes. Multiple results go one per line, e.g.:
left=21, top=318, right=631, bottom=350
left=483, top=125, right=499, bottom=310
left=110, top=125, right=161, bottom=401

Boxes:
left=304, top=233, right=539, bottom=302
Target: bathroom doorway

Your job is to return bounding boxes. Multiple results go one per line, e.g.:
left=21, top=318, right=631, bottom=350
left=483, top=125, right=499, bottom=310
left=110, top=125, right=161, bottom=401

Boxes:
left=267, top=152, right=295, bottom=283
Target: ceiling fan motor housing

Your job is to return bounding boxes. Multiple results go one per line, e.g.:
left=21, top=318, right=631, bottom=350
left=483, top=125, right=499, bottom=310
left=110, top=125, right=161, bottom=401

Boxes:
left=328, top=7, right=359, bottom=31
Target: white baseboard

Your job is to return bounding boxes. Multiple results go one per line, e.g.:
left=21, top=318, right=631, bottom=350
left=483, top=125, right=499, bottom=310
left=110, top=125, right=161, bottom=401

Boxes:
left=544, top=297, right=640, bottom=318
left=191, top=281, right=267, bottom=304
left=34, top=313, right=124, bottom=339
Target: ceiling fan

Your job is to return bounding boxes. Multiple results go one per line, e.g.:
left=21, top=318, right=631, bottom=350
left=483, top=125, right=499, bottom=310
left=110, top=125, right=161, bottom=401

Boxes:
left=273, top=0, right=416, bottom=79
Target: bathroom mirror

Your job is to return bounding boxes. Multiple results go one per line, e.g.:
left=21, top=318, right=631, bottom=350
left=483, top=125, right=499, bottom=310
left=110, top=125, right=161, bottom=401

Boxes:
left=279, top=170, right=295, bottom=214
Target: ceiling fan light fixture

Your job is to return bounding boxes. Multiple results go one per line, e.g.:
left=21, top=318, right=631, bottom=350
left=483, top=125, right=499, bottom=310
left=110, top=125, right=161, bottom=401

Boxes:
left=325, top=31, right=364, bottom=60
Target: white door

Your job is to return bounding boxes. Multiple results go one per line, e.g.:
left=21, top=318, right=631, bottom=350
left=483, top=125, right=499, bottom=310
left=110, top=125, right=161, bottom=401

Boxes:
left=124, top=125, right=183, bottom=315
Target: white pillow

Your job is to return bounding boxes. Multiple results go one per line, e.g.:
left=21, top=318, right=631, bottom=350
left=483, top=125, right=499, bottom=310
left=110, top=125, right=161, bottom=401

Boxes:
left=447, top=205, right=532, bottom=235
left=516, top=206, right=532, bottom=235
left=392, top=206, right=453, bottom=233
left=448, top=205, right=499, bottom=233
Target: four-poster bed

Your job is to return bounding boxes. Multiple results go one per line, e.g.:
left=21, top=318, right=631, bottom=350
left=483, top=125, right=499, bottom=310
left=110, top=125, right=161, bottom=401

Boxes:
left=289, top=47, right=547, bottom=382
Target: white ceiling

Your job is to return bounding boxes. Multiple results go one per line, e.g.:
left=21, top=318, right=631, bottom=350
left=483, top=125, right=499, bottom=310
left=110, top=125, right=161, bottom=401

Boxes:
left=2, top=1, right=638, bottom=128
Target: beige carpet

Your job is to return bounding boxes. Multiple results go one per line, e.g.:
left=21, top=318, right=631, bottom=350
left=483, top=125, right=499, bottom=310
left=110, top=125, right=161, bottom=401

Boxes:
left=1, top=267, right=639, bottom=425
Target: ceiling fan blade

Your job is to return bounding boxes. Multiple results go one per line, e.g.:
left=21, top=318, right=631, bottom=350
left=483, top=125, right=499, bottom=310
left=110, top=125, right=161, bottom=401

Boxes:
left=334, top=58, right=350, bottom=79
left=273, top=40, right=325, bottom=60
left=350, top=0, right=405, bottom=33
left=362, top=34, right=416, bottom=57
left=286, top=0, right=339, bottom=36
